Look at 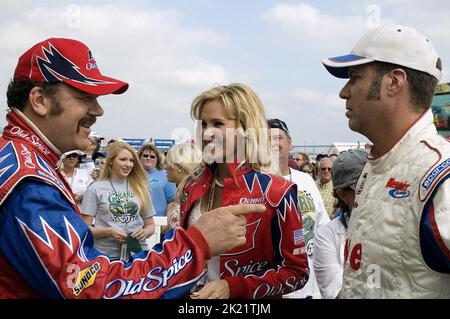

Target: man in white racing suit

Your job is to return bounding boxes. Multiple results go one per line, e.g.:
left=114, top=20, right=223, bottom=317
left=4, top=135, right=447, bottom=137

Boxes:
left=322, top=24, right=450, bottom=298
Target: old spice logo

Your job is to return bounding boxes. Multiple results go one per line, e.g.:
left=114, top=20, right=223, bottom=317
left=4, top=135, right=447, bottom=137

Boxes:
left=20, top=144, right=35, bottom=169
left=222, top=259, right=268, bottom=277
left=252, top=275, right=309, bottom=298
left=103, top=250, right=193, bottom=299
left=9, top=126, right=51, bottom=155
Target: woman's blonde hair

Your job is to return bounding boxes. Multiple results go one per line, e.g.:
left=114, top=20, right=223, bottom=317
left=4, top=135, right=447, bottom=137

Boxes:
left=100, top=141, right=152, bottom=214
left=165, top=143, right=203, bottom=203
left=190, top=83, right=272, bottom=172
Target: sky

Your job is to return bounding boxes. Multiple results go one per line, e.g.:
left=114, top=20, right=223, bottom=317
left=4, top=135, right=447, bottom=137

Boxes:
left=1, top=0, right=449, bottom=152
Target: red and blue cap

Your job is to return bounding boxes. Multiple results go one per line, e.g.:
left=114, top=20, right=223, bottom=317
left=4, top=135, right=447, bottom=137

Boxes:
left=13, top=37, right=129, bottom=95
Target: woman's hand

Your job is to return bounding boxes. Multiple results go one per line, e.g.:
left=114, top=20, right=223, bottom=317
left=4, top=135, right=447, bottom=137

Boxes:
left=132, top=217, right=155, bottom=241
left=108, top=227, right=128, bottom=243
left=190, top=279, right=230, bottom=299
left=131, top=229, right=150, bottom=241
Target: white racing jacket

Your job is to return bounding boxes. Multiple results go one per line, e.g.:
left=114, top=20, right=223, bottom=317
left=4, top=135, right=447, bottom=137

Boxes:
left=342, top=109, right=450, bottom=298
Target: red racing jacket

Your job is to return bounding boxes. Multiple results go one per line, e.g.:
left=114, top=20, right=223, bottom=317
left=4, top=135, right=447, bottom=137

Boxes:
left=180, top=162, right=309, bottom=298
left=0, top=109, right=210, bottom=298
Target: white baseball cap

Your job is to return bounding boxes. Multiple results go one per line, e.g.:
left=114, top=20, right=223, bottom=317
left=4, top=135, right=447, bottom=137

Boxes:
left=322, top=24, right=442, bottom=81
left=62, top=150, right=85, bottom=159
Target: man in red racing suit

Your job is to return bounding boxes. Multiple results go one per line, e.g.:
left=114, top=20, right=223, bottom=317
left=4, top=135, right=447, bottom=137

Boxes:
left=0, top=38, right=262, bottom=299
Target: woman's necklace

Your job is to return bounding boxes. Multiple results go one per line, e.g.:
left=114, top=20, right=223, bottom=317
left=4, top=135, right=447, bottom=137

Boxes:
left=206, top=179, right=216, bottom=212
left=206, top=175, right=223, bottom=212
left=215, top=178, right=224, bottom=188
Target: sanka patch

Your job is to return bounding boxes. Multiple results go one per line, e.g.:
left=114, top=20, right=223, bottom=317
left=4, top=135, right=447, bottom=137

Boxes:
left=386, top=177, right=410, bottom=198
left=73, top=262, right=101, bottom=296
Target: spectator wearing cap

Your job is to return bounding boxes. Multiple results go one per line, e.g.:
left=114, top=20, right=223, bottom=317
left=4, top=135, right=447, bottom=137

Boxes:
left=323, top=24, right=450, bottom=298
left=315, top=157, right=338, bottom=219
left=313, top=149, right=367, bottom=299
left=138, top=143, right=176, bottom=217
left=60, top=150, right=93, bottom=206
left=268, top=118, right=330, bottom=299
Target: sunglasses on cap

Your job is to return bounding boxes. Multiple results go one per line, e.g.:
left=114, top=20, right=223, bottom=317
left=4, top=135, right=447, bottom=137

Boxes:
left=66, top=153, right=79, bottom=158
left=142, top=154, right=157, bottom=159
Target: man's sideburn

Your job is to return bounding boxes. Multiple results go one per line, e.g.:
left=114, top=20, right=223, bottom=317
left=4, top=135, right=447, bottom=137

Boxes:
left=48, top=94, right=64, bottom=116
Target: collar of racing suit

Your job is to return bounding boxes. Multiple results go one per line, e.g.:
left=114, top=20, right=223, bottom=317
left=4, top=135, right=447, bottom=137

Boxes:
left=179, top=161, right=254, bottom=226
left=2, top=108, right=62, bottom=168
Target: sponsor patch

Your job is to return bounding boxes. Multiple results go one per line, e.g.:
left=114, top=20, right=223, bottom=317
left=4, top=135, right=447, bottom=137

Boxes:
left=422, top=158, right=450, bottom=190
left=293, top=247, right=307, bottom=255
left=238, top=197, right=265, bottom=204
left=386, top=177, right=410, bottom=198
left=73, top=262, right=101, bottom=296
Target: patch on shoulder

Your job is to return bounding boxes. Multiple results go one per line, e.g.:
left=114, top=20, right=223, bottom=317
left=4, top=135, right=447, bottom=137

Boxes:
left=420, top=157, right=450, bottom=202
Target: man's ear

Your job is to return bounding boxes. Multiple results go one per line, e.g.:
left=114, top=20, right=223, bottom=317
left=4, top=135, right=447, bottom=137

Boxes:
left=385, top=68, right=407, bottom=97
left=28, top=86, right=51, bottom=116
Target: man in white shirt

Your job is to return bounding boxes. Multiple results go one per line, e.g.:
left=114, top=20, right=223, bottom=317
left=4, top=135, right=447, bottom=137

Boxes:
left=268, top=118, right=330, bottom=299
left=313, top=149, right=367, bottom=298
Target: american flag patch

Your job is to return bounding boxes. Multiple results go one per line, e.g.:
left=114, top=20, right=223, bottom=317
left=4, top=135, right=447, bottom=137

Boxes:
left=294, top=229, right=304, bottom=245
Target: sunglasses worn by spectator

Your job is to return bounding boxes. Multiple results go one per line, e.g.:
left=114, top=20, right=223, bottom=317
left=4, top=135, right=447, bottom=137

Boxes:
left=142, top=154, right=157, bottom=159
left=321, top=167, right=332, bottom=171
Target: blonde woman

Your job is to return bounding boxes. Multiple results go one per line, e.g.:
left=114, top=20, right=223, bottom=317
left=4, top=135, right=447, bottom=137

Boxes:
left=165, top=143, right=202, bottom=228
left=81, top=141, right=155, bottom=261
left=180, top=83, right=309, bottom=299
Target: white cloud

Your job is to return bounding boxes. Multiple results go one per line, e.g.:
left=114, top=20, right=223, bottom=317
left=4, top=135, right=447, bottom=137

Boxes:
left=0, top=3, right=230, bottom=140
left=1, top=1, right=448, bottom=147
left=260, top=3, right=371, bottom=53
left=262, top=85, right=368, bottom=146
